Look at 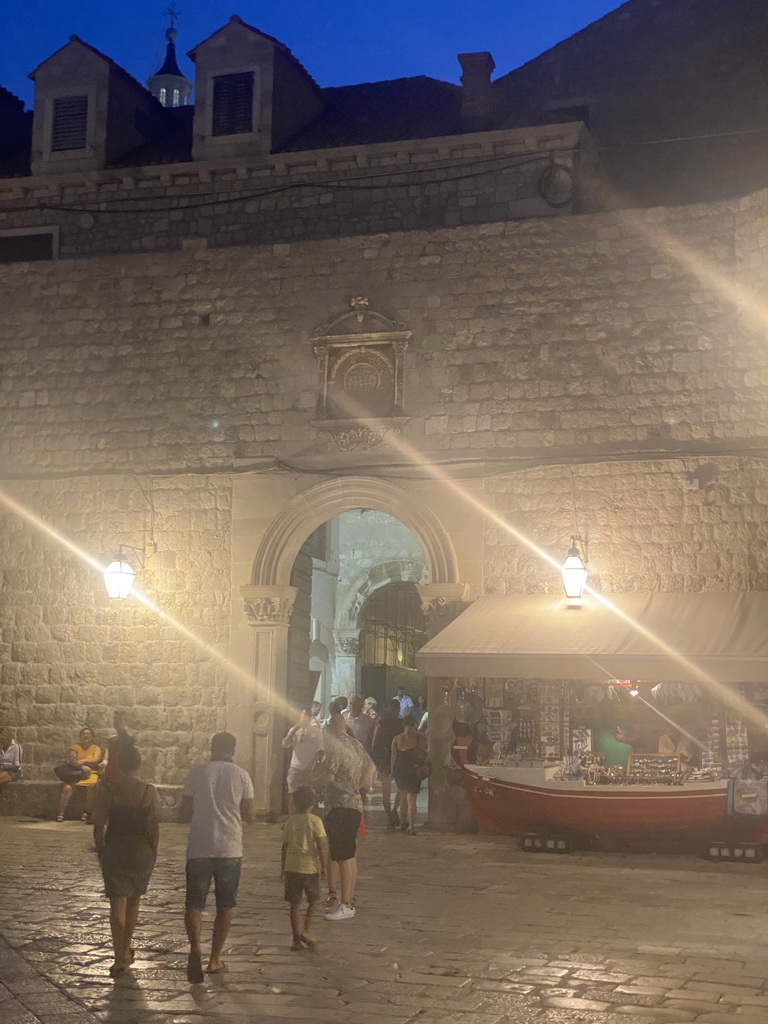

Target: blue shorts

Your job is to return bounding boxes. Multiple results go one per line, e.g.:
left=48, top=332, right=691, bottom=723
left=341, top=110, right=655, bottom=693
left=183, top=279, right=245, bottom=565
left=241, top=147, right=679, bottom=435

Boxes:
left=185, top=857, right=242, bottom=911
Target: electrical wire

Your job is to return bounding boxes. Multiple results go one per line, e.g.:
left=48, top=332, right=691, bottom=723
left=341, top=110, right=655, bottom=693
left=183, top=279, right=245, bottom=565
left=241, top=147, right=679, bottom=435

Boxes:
left=3, top=440, right=768, bottom=484
left=3, top=119, right=768, bottom=218
left=0, top=150, right=567, bottom=216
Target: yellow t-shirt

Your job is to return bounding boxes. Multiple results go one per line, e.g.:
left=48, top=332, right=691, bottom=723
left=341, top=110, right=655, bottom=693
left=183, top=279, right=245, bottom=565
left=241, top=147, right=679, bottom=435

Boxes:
left=282, top=812, right=326, bottom=874
left=71, top=743, right=102, bottom=786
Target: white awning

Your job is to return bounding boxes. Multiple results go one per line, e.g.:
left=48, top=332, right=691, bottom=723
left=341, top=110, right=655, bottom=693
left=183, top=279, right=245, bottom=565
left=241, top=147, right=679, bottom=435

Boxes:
left=416, top=591, right=768, bottom=683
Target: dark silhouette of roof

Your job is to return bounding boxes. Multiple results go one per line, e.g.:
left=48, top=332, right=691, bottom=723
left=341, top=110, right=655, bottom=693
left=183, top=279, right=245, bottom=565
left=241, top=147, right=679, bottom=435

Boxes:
left=0, top=86, right=31, bottom=177
left=279, top=76, right=461, bottom=152
left=109, top=75, right=461, bottom=167
left=112, top=105, right=193, bottom=167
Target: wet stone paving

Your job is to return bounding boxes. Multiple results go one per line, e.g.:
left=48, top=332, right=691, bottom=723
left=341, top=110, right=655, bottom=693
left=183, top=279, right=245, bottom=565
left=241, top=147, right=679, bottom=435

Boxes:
left=1, top=810, right=768, bottom=1024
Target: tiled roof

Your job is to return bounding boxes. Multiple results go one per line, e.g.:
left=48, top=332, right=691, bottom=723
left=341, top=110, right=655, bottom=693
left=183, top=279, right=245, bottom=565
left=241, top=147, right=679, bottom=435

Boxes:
left=279, top=76, right=461, bottom=152
left=111, top=76, right=462, bottom=168
left=111, top=105, right=193, bottom=168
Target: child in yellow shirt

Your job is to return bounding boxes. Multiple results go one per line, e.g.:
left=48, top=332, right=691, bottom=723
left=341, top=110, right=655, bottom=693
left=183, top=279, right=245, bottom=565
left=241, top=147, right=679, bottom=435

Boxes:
left=280, top=786, right=329, bottom=950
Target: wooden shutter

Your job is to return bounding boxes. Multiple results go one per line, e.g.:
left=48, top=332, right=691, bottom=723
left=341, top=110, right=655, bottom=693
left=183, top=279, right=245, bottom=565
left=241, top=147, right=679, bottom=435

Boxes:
left=212, top=73, right=253, bottom=136
left=51, top=95, right=88, bottom=151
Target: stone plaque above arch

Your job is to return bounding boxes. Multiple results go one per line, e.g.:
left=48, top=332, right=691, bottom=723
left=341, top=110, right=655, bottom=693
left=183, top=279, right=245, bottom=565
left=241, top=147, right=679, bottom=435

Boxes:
left=312, top=296, right=411, bottom=451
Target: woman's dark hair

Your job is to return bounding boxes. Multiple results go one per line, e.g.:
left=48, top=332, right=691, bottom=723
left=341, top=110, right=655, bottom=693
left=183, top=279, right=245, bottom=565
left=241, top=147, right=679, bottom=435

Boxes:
left=292, top=785, right=316, bottom=813
left=114, top=736, right=141, bottom=772
left=402, top=713, right=416, bottom=729
left=329, top=696, right=347, bottom=716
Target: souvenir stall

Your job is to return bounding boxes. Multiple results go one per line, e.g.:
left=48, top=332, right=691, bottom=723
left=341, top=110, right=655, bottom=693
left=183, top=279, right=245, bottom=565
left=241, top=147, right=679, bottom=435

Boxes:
left=417, top=592, right=768, bottom=850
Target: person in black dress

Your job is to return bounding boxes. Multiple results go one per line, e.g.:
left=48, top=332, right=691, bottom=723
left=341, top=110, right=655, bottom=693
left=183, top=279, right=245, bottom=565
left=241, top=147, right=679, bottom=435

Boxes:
left=371, top=699, right=403, bottom=828
left=93, top=738, right=159, bottom=978
left=391, top=714, right=428, bottom=834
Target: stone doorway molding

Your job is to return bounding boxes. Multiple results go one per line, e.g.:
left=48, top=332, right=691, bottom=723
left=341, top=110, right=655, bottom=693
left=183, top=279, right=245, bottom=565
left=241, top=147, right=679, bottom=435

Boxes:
left=251, top=477, right=460, bottom=587
left=336, top=558, right=429, bottom=632
left=239, top=477, right=463, bottom=817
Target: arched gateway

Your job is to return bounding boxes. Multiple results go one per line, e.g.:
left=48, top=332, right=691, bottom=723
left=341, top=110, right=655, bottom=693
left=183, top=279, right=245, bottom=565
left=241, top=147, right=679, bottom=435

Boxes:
left=232, top=477, right=466, bottom=816
left=251, top=477, right=460, bottom=587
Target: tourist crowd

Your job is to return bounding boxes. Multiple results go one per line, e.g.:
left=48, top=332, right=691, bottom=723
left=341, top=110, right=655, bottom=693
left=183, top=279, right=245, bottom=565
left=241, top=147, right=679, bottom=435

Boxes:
left=0, top=690, right=428, bottom=981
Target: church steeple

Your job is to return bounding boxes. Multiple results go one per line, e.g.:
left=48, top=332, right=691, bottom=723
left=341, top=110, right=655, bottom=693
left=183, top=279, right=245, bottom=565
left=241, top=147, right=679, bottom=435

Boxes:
left=148, top=6, right=191, bottom=108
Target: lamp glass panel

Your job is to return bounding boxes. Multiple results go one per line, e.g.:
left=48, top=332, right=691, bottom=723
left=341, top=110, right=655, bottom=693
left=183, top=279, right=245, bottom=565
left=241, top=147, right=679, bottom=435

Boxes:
left=104, top=558, right=135, bottom=599
left=561, top=553, right=587, bottom=599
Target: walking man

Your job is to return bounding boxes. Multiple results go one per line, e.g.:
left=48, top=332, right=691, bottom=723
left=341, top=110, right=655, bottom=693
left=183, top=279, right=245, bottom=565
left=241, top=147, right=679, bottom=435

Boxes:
left=345, top=695, right=375, bottom=753
left=180, top=732, right=254, bottom=982
left=322, top=710, right=375, bottom=921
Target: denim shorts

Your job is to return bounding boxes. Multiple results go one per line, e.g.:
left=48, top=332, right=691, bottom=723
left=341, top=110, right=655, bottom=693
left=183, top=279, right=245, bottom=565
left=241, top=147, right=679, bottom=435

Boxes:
left=185, top=857, right=242, bottom=910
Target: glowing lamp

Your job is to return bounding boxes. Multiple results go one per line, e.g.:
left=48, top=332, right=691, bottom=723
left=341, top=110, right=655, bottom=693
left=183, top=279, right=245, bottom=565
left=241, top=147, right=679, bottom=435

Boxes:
left=561, top=539, right=587, bottom=600
left=103, top=548, right=136, bottom=599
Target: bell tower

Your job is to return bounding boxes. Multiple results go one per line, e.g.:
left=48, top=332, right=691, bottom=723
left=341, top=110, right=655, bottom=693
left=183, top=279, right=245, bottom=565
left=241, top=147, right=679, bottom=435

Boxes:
left=148, top=5, right=192, bottom=108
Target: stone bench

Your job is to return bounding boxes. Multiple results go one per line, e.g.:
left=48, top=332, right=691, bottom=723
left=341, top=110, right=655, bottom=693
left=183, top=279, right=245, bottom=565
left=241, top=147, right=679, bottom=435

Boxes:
left=0, top=780, right=183, bottom=823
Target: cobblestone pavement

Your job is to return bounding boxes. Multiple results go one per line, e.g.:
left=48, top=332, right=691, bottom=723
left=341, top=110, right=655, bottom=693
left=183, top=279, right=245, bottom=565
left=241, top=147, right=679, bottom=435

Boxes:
left=1, top=811, right=768, bottom=1024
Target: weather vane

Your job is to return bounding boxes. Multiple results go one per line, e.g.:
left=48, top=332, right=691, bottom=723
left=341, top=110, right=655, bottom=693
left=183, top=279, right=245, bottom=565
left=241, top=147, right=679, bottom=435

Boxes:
left=165, top=4, right=181, bottom=31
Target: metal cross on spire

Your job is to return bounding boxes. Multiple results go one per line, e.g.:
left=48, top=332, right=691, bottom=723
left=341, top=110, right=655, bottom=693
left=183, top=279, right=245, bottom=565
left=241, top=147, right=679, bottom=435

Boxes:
left=165, top=4, right=181, bottom=32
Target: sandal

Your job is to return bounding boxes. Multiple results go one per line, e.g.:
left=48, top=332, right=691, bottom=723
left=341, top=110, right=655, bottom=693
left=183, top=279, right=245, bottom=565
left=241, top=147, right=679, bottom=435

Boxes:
left=299, top=935, right=316, bottom=949
left=55, top=814, right=64, bottom=823
left=186, top=950, right=204, bottom=985
left=290, top=940, right=303, bottom=951
left=324, top=891, right=337, bottom=908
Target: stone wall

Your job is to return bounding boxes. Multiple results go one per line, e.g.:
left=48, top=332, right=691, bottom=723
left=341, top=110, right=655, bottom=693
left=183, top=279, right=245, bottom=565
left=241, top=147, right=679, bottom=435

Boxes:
left=0, top=474, right=231, bottom=782
left=483, top=457, right=768, bottom=596
left=2, top=193, right=767, bottom=480
left=3, top=183, right=768, bottom=781
left=0, top=122, right=589, bottom=259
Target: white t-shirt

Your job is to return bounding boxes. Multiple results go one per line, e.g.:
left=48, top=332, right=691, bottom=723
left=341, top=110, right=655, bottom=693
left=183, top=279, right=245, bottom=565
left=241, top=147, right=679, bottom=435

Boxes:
left=289, top=723, right=324, bottom=770
left=183, top=760, right=254, bottom=860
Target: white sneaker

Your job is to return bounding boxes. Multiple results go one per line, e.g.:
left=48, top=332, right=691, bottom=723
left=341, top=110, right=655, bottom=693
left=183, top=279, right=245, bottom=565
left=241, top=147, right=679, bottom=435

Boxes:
left=324, top=902, right=355, bottom=921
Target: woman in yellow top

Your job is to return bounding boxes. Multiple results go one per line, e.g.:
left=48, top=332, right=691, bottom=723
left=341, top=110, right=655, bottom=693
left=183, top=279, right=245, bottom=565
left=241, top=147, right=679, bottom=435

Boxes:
left=56, top=726, right=104, bottom=823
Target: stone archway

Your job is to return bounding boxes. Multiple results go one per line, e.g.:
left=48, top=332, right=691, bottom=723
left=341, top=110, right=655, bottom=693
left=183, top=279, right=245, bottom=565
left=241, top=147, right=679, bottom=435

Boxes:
left=336, top=558, right=429, bottom=632
left=251, top=477, right=460, bottom=588
left=237, top=477, right=466, bottom=817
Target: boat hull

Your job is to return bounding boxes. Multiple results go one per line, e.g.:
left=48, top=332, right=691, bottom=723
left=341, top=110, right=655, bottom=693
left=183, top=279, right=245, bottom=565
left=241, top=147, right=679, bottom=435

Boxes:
left=465, top=767, right=768, bottom=844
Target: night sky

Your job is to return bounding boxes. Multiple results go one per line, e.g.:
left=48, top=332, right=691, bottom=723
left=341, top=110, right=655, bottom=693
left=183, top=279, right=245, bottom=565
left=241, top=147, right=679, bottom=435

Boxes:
left=3, top=0, right=623, bottom=108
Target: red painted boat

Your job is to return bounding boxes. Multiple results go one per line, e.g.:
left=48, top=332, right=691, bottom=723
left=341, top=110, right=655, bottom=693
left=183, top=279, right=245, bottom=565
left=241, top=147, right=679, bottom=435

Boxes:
left=464, top=765, right=768, bottom=844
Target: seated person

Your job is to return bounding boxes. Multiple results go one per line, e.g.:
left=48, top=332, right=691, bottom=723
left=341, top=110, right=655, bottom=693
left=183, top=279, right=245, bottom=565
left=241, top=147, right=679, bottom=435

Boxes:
left=56, top=725, right=104, bottom=822
left=0, top=728, right=23, bottom=784
left=593, top=721, right=638, bottom=770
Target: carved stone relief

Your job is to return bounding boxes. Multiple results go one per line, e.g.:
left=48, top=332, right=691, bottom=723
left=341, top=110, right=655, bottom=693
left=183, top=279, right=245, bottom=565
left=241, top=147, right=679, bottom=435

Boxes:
left=240, top=585, right=298, bottom=626
left=312, top=297, right=411, bottom=451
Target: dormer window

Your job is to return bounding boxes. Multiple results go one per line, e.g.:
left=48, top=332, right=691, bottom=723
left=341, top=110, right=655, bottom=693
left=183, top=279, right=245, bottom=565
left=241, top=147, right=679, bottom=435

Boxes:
left=51, top=94, right=88, bottom=151
left=212, top=72, right=253, bottom=136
